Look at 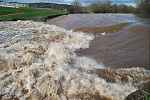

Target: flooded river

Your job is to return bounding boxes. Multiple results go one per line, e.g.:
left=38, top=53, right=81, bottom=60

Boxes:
left=0, top=15, right=149, bottom=100
left=47, top=14, right=150, bottom=68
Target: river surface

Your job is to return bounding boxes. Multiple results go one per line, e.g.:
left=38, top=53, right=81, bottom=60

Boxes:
left=0, top=14, right=149, bottom=100
left=47, top=14, right=150, bottom=68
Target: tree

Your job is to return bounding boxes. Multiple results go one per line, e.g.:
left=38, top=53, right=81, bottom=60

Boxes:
left=88, top=0, right=112, bottom=13
left=69, top=0, right=83, bottom=13
left=136, top=0, right=150, bottom=17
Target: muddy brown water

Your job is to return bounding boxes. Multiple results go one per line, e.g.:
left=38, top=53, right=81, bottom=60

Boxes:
left=47, top=14, right=150, bottom=68
left=76, top=24, right=150, bottom=68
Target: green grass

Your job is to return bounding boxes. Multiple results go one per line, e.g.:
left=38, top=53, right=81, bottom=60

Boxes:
left=0, top=7, right=67, bottom=21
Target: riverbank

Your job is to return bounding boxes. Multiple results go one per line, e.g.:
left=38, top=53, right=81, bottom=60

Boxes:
left=0, top=7, right=67, bottom=21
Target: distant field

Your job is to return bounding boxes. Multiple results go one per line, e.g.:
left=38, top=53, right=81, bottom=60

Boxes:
left=0, top=7, right=67, bottom=21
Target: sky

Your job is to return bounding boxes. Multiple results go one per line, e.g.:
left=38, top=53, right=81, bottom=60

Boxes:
left=1, top=0, right=136, bottom=6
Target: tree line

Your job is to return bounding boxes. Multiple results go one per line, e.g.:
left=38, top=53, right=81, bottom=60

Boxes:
left=68, top=0, right=135, bottom=13
left=68, top=0, right=150, bottom=17
left=136, top=0, right=150, bottom=17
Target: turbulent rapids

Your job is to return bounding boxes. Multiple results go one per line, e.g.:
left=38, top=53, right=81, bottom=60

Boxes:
left=0, top=21, right=149, bottom=100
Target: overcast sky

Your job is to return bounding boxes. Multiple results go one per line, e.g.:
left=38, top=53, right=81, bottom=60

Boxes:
left=2, top=0, right=136, bottom=5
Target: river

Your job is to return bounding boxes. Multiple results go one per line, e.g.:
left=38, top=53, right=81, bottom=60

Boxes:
left=0, top=14, right=149, bottom=100
left=47, top=14, right=150, bottom=68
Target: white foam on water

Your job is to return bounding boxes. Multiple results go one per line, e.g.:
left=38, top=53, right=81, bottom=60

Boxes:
left=0, top=21, right=140, bottom=100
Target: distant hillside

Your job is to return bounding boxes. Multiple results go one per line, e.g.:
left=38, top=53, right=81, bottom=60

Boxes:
left=28, top=3, right=72, bottom=10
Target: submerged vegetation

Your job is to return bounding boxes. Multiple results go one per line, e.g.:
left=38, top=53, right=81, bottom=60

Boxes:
left=0, top=7, right=67, bottom=21
left=75, top=23, right=129, bottom=33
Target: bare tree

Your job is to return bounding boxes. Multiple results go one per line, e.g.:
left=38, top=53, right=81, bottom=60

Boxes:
left=88, top=0, right=112, bottom=13
left=70, top=0, right=83, bottom=13
left=136, top=0, right=150, bottom=16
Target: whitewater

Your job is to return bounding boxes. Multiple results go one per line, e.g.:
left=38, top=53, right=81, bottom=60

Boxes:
left=0, top=21, right=149, bottom=100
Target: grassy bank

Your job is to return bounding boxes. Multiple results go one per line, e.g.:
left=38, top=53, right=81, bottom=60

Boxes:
left=0, top=7, right=67, bottom=21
